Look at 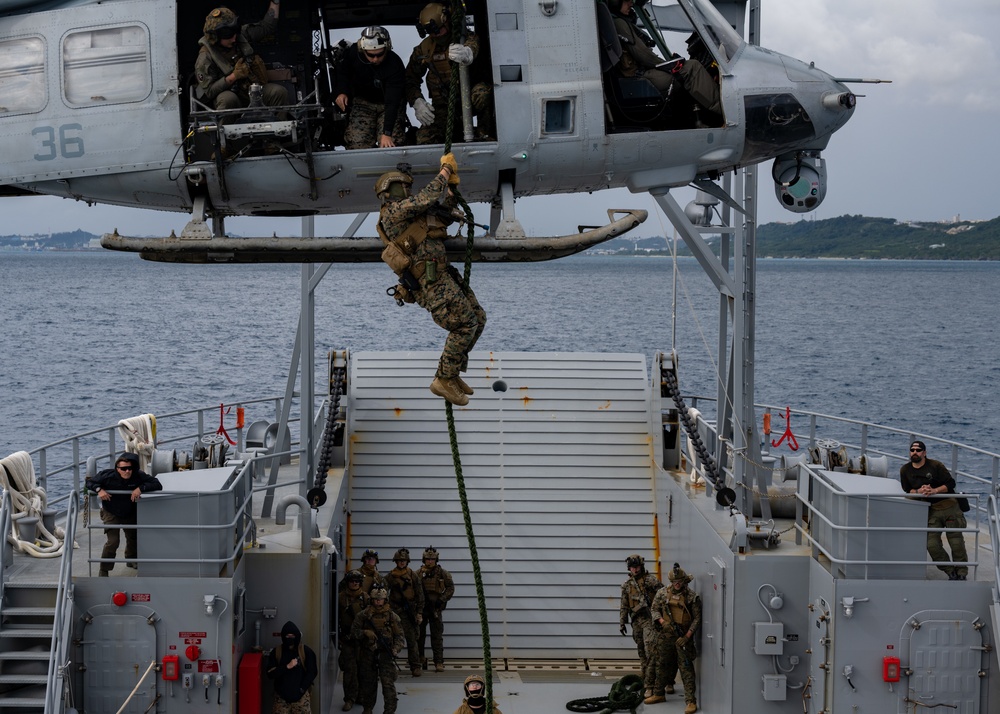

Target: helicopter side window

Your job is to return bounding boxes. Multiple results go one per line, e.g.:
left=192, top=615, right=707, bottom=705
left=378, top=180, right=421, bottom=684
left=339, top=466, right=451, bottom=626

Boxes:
left=63, top=26, right=151, bottom=107
left=0, top=36, right=46, bottom=115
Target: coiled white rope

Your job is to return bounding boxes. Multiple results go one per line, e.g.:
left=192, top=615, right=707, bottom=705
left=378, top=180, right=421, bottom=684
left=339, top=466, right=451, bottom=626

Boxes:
left=0, top=451, right=66, bottom=558
left=117, top=414, right=156, bottom=472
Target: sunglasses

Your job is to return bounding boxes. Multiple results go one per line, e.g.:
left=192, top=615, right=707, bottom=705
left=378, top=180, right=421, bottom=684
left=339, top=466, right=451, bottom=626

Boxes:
left=909, top=448, right=924, bottom=453
left=117, top=465, right=133, bottom=470
left=365, top=49, right=386, bottom=59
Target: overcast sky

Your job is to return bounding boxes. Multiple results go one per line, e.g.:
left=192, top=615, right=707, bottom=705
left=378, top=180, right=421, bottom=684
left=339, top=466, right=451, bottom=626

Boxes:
left=4, top=0, right=998, bottom=238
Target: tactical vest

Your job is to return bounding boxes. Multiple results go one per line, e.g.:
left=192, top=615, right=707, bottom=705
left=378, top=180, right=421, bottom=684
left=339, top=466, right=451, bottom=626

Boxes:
left=339, top=590, right=368, bottom=634
left=388, top=569, right=416, bottom=603
left=414, top=37, right=454, bottom=99
left=421, top=566, right=446, bottom=598
left=367, top=605, right=392, bottom=634
left=667, top=591, right=692, bottom=628
left=377, top=213, right=449, bottom=279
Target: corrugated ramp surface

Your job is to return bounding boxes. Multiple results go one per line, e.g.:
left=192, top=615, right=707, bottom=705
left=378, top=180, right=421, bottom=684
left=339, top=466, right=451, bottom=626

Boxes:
left=346, top=351, right=658, bottom=659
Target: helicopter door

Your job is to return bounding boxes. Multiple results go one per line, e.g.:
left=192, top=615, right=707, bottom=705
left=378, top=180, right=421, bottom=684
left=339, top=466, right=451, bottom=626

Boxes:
left=0, top=0, right=182, bottom=186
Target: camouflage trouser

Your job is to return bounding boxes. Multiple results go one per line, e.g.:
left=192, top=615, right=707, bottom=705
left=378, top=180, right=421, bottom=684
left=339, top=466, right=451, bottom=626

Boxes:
left=413, top=242, right=487, bottom=379
left=214, top=83, right=289, bottom=124
left=655, top=631, right=697, bottom=702
left=272, top=689, right=311, bottom=714
left=927, top=504, right=968, bottom=577
left=338, top=637, right=362, bottom=702
left=397, top=610, right=421, bottom=670
left=357, top=648, right=398, bottom=714
left=419, top=604, right=445, bottom=665
left=344, top=96, right=408, bottom=150
left=630, top=613, right=658, bottom=689
left=416, top=82, right=494, bottom=144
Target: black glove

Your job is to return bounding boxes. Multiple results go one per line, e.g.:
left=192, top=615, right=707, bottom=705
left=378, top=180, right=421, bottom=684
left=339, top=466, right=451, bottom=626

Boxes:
left=620, top=624, right=628, bottom=636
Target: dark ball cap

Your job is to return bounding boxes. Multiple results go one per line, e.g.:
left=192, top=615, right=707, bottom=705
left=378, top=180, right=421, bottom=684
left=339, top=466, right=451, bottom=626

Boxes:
left=910, top=440, right=926, bottom=452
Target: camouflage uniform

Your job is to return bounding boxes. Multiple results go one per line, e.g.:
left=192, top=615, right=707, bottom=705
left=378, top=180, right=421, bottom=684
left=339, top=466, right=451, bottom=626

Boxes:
left=418, top=555, right=455, bottom=668
left=350, top=594, right=405, bottom=714
left=357, top=550, right=386, bottom=594
left=379, top=172, right=487, bottom=380
left=338, top=573, right=370, bottom=707
left=194, top=8, right=288, bottom=117
left=386, top=552, right=426, bottom=674
left=619, top=560, right=663, bottom=692
left=404, top=33, right=494, bottom=143
left=344, top=96, right=408, bottom=150
left=650, top=565, right=701, bottom=710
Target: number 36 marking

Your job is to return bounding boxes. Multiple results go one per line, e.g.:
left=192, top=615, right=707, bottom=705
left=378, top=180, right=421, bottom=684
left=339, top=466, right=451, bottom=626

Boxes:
left=32, top=124, right=85, bottom=161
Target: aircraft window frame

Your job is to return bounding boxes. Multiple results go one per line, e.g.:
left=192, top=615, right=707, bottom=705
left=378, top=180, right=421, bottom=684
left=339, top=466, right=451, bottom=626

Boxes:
left=541, top=97, right=575, bottom=136
left=61, top=24, right=152, bottom=109
left=680, top=0, right=743, bottom=65
left=0, top=36, right=47, bottom=116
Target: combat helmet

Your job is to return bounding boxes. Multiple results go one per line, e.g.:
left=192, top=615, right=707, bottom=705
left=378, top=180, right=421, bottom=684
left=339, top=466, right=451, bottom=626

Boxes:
left=668, top=562, right=692, bottom=584
left=345, top=569, right=363, bottom=584
left=417, top=2, right=449, bottom=38
left=359, top=26, right=392, bottom=53
left=393, top=548, right=410, bottom=563
left=370, top=587, right=388, bottom=601
left=422, top=546, right=439, bottom=562
left=362, top=548, right=380, bottom=564
left=374, top=170, right=413, bottom=201
left=203, top=8, right=239, bottom=44
left=464, top=674, right=487, bottom=704
left=625, top=553, right=645, bottom=570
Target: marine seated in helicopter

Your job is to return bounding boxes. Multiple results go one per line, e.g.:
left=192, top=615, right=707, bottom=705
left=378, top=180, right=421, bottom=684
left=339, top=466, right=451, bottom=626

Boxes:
left=601, top=0, right=723, bottom=131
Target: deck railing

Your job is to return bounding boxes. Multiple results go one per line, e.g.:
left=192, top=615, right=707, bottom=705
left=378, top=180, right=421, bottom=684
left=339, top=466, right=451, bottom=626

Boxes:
left=683, top=397, right=998, bottom=581
left=45, top=493, right=79, bottom=714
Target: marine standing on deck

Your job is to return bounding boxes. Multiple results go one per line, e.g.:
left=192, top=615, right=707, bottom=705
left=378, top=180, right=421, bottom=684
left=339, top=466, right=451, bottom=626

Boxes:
left=418, top=546, right=455, bottom=671
left=358, top=548, right=387, bottom=593
left=375, top=158, right=487, bottom=406
left=648, top=563, right=701, bottom=712
left=338, top=570, right=370, bottom=711
left=386, top=548, right=426, bottom=676
left=350, top=587, right=405, bottom=714
left=900, top=440, right=969, bottom=580
left=85, top=451, right=162, bottom=576
left=618, top=554, right=663, bottom=698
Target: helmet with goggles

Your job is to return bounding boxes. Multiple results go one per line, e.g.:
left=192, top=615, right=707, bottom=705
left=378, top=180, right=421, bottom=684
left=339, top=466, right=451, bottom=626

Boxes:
left=417, top=3, right=449, bottom=38
left=204, top=7, right=240, bottom=43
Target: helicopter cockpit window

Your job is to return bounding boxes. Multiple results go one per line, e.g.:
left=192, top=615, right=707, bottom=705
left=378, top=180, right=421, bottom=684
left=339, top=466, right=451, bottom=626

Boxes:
left=682, top=0, right=743, bottom=65
left=0, top=36, right=46, bottom=115
left=62, top=25, right=151, bottom=107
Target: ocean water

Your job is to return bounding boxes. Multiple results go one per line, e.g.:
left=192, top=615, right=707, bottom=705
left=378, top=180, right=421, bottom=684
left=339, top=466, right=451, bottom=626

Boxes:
left=2, top=252, right=998, bottom=486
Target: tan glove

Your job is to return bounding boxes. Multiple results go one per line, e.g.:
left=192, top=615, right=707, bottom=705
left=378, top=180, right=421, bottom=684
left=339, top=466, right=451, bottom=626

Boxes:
left=675, top=636, right=689, bottom=648
left=440, top=153, right=459, bottom=185
left=232, top=58, right=251, bottom=81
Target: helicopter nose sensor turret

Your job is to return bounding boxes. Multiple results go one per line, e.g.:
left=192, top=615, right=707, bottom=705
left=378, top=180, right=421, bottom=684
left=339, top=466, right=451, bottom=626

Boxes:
left=772, top=152, right=827, bottom=213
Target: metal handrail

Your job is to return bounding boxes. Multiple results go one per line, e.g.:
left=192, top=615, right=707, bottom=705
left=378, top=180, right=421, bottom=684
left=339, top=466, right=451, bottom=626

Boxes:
left=793, top=466, right=984, bottom=578
left=0, top=489, right=12, bottom=605
left=685, top=396, right=1000, bottom=502
left=45, top=492, right=79, bottom=714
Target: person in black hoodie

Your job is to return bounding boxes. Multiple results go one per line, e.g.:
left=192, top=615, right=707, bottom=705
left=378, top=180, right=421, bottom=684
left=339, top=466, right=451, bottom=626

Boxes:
left=85, top=451, right=162, bottom=576
left=334, top=26, right=408, bottom=149
left=267, top=621, right=318, bottom=713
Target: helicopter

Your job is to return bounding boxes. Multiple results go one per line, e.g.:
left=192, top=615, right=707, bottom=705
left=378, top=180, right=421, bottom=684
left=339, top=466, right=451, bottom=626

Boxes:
left=0, top=0, right=872, bottom=263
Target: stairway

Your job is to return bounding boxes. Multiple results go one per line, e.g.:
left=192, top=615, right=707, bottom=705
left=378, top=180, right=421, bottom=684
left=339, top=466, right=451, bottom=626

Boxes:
left=0, top=581, right=57, bottom=711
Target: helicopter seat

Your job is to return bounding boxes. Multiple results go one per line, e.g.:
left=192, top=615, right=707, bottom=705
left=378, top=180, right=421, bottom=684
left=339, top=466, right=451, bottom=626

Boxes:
left=596, top=1, right=663, bottom=132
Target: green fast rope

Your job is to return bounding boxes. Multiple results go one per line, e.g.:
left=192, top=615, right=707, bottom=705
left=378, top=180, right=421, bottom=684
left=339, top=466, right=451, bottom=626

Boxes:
left=441, top=1, right=493, bottom=710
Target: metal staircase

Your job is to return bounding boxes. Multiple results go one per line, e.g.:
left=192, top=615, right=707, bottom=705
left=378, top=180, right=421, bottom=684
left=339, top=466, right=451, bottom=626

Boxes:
left=0, top=581, right=57, bottom=711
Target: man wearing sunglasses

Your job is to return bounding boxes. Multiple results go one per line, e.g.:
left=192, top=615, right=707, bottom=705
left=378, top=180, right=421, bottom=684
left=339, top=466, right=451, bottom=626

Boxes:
left=334, top=26, right=408, bottom=149
left=899, top=440, right=969, bottom=580
left=195, top=2, right=288, bottom=120
left=85, top=452, right=162, bottom=576
left=404, top=2, right=494, bottom=144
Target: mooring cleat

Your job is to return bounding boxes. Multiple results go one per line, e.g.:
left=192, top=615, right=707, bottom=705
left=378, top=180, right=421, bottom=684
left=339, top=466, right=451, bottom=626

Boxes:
left=455, top=376, right=474, bottom=395
left=430, top=377, right=469, bottom=406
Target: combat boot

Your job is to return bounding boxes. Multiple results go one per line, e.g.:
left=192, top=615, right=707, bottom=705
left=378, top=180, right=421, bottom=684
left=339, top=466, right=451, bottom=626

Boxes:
left=411, top=666, right=422, bottom=677
left=341, top=700, right=353, bottom=711
left=454, top=375, right=474, bottom=395
left=665, top=685, right=675, bottom=694
left=435, top=662, right=445, bottom=672
left=644, top=692, right=665, bottom=705
left=684, top=700, right=698, bottom=713
left=430, top=377, right=469, bottom=406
